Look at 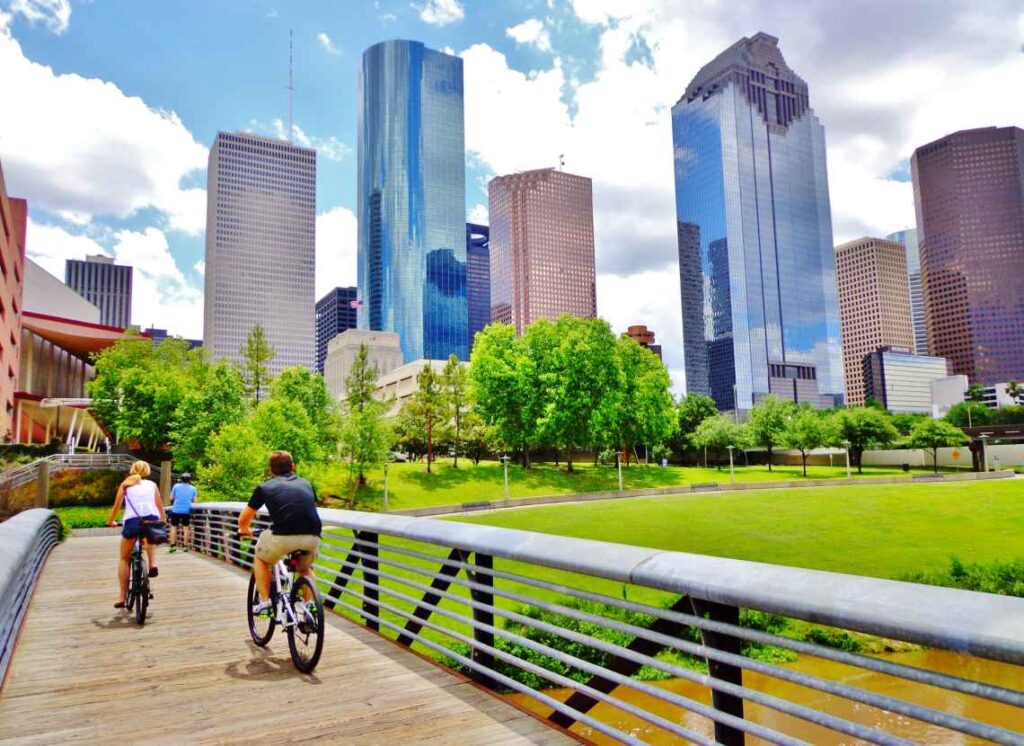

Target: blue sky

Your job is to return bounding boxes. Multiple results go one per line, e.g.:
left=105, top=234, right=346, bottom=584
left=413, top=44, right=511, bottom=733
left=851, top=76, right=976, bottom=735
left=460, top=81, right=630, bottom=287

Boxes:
left=2, top=0, right=1022, bottom=391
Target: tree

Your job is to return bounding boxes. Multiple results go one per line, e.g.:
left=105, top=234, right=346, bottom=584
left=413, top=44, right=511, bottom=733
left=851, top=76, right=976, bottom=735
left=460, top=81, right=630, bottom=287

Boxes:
left=829, top=407, right=899, bottom=474
left=968, top=383, right=985, bottom=403
left=690, top=414, right=746, bottom=469
left=906, top=418, right=969, bottom=473
left=944, top=401, right=992, bottom=428
left=1007, top=381, right=1022, bottom=405
left=340, top=345, right=388, bottom=485
left=392, top=401, right=429, bottom=462
left=890, top=412, right=927, bottom=437
left=250, top=399, right=319, bottom=465
left=671, top=393, right=718, bottom=461
left=270, top=366, right=339, bottom=453
left=345, top=344, right=378, bottom=414
left=197, top=421, right=268, bottom=501
left=442, top=354, right=469, bottom=468
left=408, top=363, right=445, bottom=473
left=241, top=324, right=275, bottom=404
left=170, top=361, right=248, bottom=473
left=612, top=336, right=676, bottom=465
left=783, top=407, right=827, bottom=477
left=470, top=323, right=539, bottom=467
left=459, top=411, right=492, bottom=465
left=747, top=395, right=793, bottom=471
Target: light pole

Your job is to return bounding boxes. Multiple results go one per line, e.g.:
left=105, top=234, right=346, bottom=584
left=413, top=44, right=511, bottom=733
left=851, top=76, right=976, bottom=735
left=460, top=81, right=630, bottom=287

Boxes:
left=842, top=439, right=851, bottom=479
left=383, top=460, right=390, bottom=512
left=727, top=445, right=735, bottom=485
left=980, top=434, right=990, bottom=473
left=500, top=454, right=511, bottom=506
left=616, top=451, right=624, bottom=493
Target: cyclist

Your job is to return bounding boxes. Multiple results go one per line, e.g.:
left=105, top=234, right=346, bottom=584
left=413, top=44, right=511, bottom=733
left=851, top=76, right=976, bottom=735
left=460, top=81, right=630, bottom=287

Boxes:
left=107, top=460, right=166, bottom=608
left=238, top=451, right=322, bottom=616
left=167, top=472, right=197, bottom=552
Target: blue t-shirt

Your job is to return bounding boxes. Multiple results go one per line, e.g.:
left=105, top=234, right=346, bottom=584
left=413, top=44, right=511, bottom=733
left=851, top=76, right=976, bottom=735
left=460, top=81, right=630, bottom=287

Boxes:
left=170, top=483, right=197, bottom=514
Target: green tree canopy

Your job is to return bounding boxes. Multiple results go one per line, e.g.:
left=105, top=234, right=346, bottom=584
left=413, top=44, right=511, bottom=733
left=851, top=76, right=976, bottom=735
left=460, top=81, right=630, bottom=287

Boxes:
left=747, top=395, right=793, bottom=471
left=442, top=354, right=469, bottom=468
left=944, top=400, right=992, bottom=428
left=340, top=401, right=391, bottom=487
left=612, top=335, right=675, bottom=464
left=672, top=393, right=718, bottom=458
left=783, top=407, right=828, bottom=476
left=408, top=363, right=445, bottom=473
left=345, top=344, right=379, bottom=414
left=241, top=324, right=275, bottom=404
left=270, top=366, right=340, bottom=452
left=906, top=418, right=969, bottom=473
left=170, top=360, right=248, bottom=473
left=829, top=407, right=899, bottom=473
left=196, top=421, right=268, bottom=501
left=690, top=414, right=747, bottom=468
left=250, top=398, right=320, bottom=465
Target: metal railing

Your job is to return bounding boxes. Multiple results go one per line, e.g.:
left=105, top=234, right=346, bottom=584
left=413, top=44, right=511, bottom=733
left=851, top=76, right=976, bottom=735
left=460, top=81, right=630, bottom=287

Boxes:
left=0, top=454, right=158, bottom=491
left=0, top=509, right=62, bottom=688
left=189, top=503, right=1024, bottom=745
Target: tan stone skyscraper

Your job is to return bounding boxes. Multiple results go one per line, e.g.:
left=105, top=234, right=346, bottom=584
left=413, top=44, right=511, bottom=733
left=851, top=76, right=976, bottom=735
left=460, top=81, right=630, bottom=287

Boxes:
left=835, top=237, right=915, bottom=407
left=488, top=168, right=596, bottom=334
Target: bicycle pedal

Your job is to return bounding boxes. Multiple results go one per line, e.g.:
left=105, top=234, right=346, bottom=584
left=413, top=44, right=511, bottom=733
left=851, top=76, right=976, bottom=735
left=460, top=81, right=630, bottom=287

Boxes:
left=148, top=593, right=154, bottom=599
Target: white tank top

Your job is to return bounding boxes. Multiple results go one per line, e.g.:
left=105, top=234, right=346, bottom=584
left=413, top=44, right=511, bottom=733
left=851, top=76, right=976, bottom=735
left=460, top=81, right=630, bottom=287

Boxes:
left=123, top=480, right=160, bottom=520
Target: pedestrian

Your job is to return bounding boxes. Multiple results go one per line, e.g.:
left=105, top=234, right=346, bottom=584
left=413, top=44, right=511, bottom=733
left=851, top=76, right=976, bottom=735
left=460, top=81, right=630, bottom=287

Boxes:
left=168, top=472, right=197, bottom=552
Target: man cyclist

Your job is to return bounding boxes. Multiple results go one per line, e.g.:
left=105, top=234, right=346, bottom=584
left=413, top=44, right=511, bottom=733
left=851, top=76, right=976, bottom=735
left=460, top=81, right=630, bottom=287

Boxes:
left=168, top=472, right=197, bottom=552
left=238, top=451, right=322, bottom=615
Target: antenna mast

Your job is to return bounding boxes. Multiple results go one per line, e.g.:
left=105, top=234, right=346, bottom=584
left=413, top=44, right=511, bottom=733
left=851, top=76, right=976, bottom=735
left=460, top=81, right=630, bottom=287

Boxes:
left=287, top=28, right=294, bottom=143
left=559, top=154, right=565, bottom=171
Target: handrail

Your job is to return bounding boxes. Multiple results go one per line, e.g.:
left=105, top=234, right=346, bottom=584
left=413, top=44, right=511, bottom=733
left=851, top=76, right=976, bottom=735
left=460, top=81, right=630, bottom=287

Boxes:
left=0, top=509, right=62, bottom=689
left=189, top=503, right=1024, bottom=744
left=0, top=454, right=160, bottom=492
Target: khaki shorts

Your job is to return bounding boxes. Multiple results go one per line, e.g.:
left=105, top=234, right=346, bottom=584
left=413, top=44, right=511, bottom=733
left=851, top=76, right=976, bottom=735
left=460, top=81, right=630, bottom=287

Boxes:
left=255, top=530, right=319, bottom=571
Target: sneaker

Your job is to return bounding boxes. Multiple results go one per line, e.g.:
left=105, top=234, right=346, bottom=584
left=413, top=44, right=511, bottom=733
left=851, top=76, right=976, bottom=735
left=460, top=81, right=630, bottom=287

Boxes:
left=149, top=567, right=159, bottom=578
left=169, top=546, right=177, bottom=553
left=182, top=547, right=190, bottom=553
left=252, top=599, right=273, bottom=616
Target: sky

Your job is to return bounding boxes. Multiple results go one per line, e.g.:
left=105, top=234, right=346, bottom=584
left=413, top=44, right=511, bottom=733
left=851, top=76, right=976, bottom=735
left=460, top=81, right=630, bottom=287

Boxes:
left=1, top=0, right=1022, bottom=393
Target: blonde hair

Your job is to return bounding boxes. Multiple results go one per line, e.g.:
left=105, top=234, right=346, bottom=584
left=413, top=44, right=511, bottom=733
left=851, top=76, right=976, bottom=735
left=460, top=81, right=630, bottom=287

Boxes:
left=122, top=460, right=151, bottom=488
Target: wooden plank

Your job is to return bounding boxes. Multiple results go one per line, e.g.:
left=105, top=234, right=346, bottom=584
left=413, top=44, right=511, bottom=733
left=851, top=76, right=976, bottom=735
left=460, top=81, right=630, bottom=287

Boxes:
left=0, top=537, right=570, bottom=744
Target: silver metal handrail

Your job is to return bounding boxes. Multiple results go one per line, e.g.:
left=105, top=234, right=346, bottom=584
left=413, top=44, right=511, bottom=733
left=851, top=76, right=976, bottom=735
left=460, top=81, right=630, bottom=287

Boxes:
left=0, top=509, right=62, bottom=688
left=188, top=503, right=1024, bottom=745
left=0, top=454, right=158, bottom=491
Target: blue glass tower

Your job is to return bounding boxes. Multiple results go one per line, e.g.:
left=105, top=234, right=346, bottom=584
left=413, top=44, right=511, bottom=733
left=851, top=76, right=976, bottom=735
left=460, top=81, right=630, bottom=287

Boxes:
left=357, top=40, right=468, bottom=363
left=466, top=223, right=490, bottom=352
left=673, top=33, right=843, bottom=411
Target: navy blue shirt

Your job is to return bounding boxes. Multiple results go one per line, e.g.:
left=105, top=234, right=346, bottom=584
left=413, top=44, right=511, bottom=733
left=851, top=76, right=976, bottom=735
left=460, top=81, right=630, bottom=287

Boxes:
left=248, top=474, right=322, bottom=536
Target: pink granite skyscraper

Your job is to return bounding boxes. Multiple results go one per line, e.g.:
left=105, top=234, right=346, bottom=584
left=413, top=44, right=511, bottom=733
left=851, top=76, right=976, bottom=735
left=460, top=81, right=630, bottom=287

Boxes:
left=488, top=168, right=596, bottom=335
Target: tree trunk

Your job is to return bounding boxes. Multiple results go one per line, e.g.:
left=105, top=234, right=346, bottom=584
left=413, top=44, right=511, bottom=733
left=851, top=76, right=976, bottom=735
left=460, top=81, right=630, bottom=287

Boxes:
left=801, top=451, right=808, bottom=476
left=453, top=411, right=460, bottom=469
left=933, top=447, right=939, bottom=473
left=623, top=443, right=630, bottom=466
left=854, top=446, right=864, bottom=474
left=427, top=418, right=433, bottom=474
left=767, top=446, right=773, bottom=471
left=566, top=448, right=574, bottom=474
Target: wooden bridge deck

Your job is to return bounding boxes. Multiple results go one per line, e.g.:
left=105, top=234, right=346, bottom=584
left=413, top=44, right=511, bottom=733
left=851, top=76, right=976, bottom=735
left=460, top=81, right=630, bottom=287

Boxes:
left=0, top=537, right=571, bottom=744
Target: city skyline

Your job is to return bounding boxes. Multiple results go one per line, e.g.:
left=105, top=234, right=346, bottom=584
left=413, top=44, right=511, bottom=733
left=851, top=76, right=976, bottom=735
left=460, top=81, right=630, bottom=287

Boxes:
left=1, top=1, right=1022, bottom=392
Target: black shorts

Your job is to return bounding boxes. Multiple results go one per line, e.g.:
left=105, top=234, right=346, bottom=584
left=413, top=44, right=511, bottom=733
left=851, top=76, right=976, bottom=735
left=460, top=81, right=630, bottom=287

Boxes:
left=168, top=512, right=191, bottom=527
left=123, top=515, right=160, bottom=539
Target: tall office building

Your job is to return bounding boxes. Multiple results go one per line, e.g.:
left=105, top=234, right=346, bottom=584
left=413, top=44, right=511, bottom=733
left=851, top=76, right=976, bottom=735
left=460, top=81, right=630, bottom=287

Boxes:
left=357, top=40, right=467, bottom=363
left=204, top=132, right=316, bottom=373
left=625, top=325, right=663, bottom=360
left=489, top=168, right=596, bottom=334
left=466, top=223, right=490, bottom=352
left=886, top=229, right=926, bottom=355
left=315, top=286, right=357, bottom=374
left=912, top=126, right=1024, bottom=384
left=835, top=237, right=916, bottom=407
left=0, top=161, right=26, bottom=439
left=673, top=33, right=843, bottom=411
left=65, top=255, right=132, bottom=328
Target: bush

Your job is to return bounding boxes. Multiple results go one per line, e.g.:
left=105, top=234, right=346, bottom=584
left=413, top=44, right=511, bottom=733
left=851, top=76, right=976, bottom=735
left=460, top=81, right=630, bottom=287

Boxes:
left=47, top=469, right=124, bottom=508
left=902, top=556, right=1024, bottom=597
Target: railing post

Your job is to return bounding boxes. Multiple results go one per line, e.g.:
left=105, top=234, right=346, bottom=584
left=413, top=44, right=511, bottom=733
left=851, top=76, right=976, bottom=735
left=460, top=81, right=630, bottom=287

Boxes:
left=159, top=460, right=172, bottom=507
left=34, top=461, right=49, bottom=508
left=470, top=552, right=497, bottom=689
left=358, top=531, right=379, bottom=631
left=690, top=599, right=745, bottom=746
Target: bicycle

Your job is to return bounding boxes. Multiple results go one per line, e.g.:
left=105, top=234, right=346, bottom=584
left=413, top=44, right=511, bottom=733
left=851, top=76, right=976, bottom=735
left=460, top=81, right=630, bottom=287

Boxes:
left=241, top=530, right=325, bottom=673
left=118, top=522, right=154, bottom=626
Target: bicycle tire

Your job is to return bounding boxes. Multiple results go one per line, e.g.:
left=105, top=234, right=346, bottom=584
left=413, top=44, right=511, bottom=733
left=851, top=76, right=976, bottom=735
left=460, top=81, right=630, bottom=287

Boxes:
left=287, top=576, right=324, bottom=673
left=126, top=551, right=140, bottom=612
left=247, top=573, right=275, bottom=646
left=135, top=555, right=149, bottom=626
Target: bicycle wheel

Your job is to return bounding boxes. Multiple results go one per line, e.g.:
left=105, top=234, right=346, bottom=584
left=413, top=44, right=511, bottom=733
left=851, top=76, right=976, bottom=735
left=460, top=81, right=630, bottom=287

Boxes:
left=247, top=573, right=275, bottom=646
left=287, top=576, right=324, bottom=673
left=126, top=553, right=140, bottom=612
left=135, top=556, right=149, bottom=626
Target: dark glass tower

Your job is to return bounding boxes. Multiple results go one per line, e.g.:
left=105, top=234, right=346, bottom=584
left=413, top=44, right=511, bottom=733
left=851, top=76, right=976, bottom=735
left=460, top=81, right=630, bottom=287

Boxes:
left=315, top=287, right=357, bottom=374
left=466, top=223, right=490, bottom=352
left=912, top=127, right=1024, bottom=385
left=673, top=32, right=843, bottom=411
left=357, top=40, right=468, bottom=362
left=65, top=256, right=133, bottom=328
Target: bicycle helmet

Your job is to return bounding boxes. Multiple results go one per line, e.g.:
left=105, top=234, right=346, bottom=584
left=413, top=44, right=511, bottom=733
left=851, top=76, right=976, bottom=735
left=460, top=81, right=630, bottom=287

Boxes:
left=180, top=472, right=192, bottom=483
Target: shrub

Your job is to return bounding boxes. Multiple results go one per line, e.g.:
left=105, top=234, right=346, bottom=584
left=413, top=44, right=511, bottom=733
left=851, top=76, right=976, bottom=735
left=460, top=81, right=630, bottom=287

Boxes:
left=902, top=556, right=1024, bottom=597
left=47, top=469, right=124, bottom=508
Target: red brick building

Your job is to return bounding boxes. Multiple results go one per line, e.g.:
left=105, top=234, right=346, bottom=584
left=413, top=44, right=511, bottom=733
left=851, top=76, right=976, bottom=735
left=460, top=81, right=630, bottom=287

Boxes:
left=0, top=161, right=27, bottom=440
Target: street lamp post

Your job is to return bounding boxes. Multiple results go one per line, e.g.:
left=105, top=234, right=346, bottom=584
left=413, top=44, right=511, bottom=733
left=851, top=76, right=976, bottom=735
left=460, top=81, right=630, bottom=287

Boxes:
left=616, top=451, right=623, bottom=493
left=383, top=461, right=390, bottom=512
left=979, top=434, right=990, bottom=473
left=500, top=454, right=511, bottom=507
left=727, top=445, right=735, bottom=485
left=843, top=439, right=851, bottom=479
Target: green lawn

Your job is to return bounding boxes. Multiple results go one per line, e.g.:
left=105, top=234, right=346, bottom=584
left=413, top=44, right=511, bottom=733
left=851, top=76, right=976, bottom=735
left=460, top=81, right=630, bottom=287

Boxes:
left=348, top=459, right=953, bottom=512
left=451, top=477, right=1024, bottom=579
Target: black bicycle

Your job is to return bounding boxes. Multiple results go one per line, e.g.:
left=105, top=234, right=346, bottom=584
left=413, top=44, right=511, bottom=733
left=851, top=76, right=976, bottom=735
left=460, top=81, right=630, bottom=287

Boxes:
left=243, top=530, right=325, bottom=673
left=123, top=526, right=152, bottom=626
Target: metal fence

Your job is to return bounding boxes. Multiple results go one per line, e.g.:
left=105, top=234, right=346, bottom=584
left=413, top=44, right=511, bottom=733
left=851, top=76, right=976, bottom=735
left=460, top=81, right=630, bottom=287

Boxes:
left=0, top=454, right=145, bottom=491
left=0, top=509, right=62, bottom=688
left=189, top=503, right=1024, bottom=745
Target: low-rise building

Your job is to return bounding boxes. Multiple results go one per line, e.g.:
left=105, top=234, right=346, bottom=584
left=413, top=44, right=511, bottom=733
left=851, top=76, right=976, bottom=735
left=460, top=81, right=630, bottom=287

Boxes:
left=862, top=346, right=950, bottom=414
left=325, top=329, right=403, bottom=402
left=930, top=375, right=969, bottom=417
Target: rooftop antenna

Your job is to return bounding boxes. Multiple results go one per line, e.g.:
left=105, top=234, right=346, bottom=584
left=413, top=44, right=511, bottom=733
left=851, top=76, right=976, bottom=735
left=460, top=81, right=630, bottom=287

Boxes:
left=287, top=28, right=294, bottom=143
left=559, top=154, right=565, bottom=171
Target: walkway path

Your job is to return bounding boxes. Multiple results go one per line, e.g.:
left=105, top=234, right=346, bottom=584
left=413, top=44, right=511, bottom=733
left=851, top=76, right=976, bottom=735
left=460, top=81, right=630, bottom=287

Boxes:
left=0, top=537, right=568, bottom=744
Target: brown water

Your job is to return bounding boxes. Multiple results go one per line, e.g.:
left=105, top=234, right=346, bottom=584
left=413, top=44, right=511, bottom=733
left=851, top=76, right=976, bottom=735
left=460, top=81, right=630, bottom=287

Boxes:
left=508, top=651, right=1024, bottom=744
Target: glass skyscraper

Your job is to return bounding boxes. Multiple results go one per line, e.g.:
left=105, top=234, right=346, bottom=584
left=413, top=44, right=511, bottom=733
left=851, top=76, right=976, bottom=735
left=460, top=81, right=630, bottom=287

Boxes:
left=673, top=32, right=843, bottom=411
left=886, top=229, right=926, bottom=355
left=466, top=223, right=490, bottom=352
left=357, top=40, right=468, bottom=363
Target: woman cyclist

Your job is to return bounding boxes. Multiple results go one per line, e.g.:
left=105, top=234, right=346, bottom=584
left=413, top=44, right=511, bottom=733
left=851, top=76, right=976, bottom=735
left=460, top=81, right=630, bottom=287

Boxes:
left=107, top=461, right=166, bottom=608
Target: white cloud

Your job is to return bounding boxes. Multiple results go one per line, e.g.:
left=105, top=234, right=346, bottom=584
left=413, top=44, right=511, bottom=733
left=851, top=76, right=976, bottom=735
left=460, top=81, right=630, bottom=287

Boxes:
left=569, top=0, right=653, bottom=26
left=315, top=206, right=357, bottom=299
left=7, top=0, right=70, bottom=34
left=379, top=11, right=397, bottom=23
left=468, top=203, right=488, bottom=225
left=23, top=219, right=109, bottom=278
left=0, top=30, right=208, bottom=234
left=317, top=32, right=339, bottom=55
left=193, top=260, right=205, bottom=276
left=249, top=118, right=351, bottom=162
left=506, top=19, right=552, bottom=52
left=416, top=0, right=463, bottom=26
